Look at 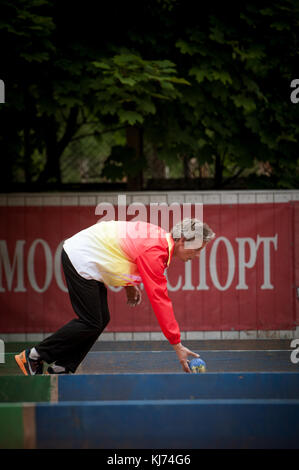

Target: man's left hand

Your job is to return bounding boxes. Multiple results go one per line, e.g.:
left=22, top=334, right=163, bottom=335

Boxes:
left=125, top=285, right=142, bottom=307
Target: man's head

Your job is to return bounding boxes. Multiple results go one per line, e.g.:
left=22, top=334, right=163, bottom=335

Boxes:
left=171, top=218, right=215, bottom=262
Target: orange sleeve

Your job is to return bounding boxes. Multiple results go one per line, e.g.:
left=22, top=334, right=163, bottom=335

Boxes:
left=135, top=247, right=181, bottom=345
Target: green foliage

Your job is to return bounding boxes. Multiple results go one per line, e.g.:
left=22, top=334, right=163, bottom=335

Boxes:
left=89, top=52, right=189, bottom=181
left=91, top=53, right=189, bottom=125
left=168, top=0, right=299, bottom=187
left=0, top=0, right=298, bottom=188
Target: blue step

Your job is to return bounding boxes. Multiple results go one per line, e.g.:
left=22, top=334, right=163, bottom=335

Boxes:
left=58, top=372, right=299, bottom=401
left=35, top=399, right=299, bottom=449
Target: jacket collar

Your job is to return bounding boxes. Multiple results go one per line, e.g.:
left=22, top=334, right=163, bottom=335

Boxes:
left=165, top=233, right=175, bottom=267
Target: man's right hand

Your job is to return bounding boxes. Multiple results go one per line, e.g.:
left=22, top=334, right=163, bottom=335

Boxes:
left=173, top=342, right=200, bottom=373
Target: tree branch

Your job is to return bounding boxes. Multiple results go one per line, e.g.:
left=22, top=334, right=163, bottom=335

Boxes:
left=223, top=166, right=246, bottom=185
left=70, top=125, right=127, bottom=142
left=57, top=107, right=80, bottom=156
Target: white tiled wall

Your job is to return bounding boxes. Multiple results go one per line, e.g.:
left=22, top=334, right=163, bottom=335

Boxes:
left=3, top=189, right=299, bottom=207
left=1, top=329, right=298, bottom=342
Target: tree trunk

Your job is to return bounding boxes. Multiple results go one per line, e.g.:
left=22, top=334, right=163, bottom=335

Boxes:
left=126, top=126, right=144, bottom=190
left=24, top=123, right=32, bottom=184
left=183, top=154, right=191, bottom=180
left=38, top=116, right=61, bottom=184
left=23, top=87, right=33, bottom=184
left=41, top=148, right=62, bottom=184
left=146, top=143, right=165, bottom=179
left=214, top=153, right=223, bottom=189
left=38, top=108, right=79, bottom=184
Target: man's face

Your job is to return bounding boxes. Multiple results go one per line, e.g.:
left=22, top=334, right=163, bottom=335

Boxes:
left=174, top=238, right=208, bottom=262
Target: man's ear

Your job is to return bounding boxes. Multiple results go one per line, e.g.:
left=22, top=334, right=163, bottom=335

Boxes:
left=173, top=237, right=184, bottom=249
left=178, top=237, right=186, bottom=246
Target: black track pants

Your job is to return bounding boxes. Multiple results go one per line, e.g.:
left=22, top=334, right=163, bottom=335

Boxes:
left=36, top=249, right=110, bottom=373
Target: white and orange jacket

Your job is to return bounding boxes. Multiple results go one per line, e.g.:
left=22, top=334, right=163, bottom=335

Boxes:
left=63, top=220, right=180, bottom=345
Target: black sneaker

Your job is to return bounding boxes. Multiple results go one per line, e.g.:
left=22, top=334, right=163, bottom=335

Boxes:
left=15, top=349, right=44, bottom=376
left=46, top=366, right=70, bottom=375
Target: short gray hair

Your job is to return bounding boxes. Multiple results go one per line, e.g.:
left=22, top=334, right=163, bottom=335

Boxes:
left=171, top=218, right=215, bottom=245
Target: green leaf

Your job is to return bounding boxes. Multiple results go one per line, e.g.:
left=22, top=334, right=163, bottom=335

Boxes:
left=231, top=94, right=257, bottom=112
left=166, top=77, right=191, bottom=86
left=117, top=76, right=136, bottom=86
left=92, top=61, right=111, bottom=69
left=189, top=67, right=210, bottom=83
left=211, top=70, right=232, bottom=85
left=175, top=40, right=199, bottom=56
left=209, top=26, right=225, bottom=43
left=118, top=110, right=144, bottom=125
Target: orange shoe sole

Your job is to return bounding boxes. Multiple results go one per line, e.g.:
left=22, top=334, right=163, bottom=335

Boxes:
left=15, top=351, right=28, bottom=376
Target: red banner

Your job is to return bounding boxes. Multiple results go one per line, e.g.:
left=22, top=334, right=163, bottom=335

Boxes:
left=0, top=202, right=295, bottom=333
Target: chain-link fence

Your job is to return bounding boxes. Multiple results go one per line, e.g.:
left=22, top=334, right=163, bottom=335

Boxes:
left=60, top=123, right=114, bottom=184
